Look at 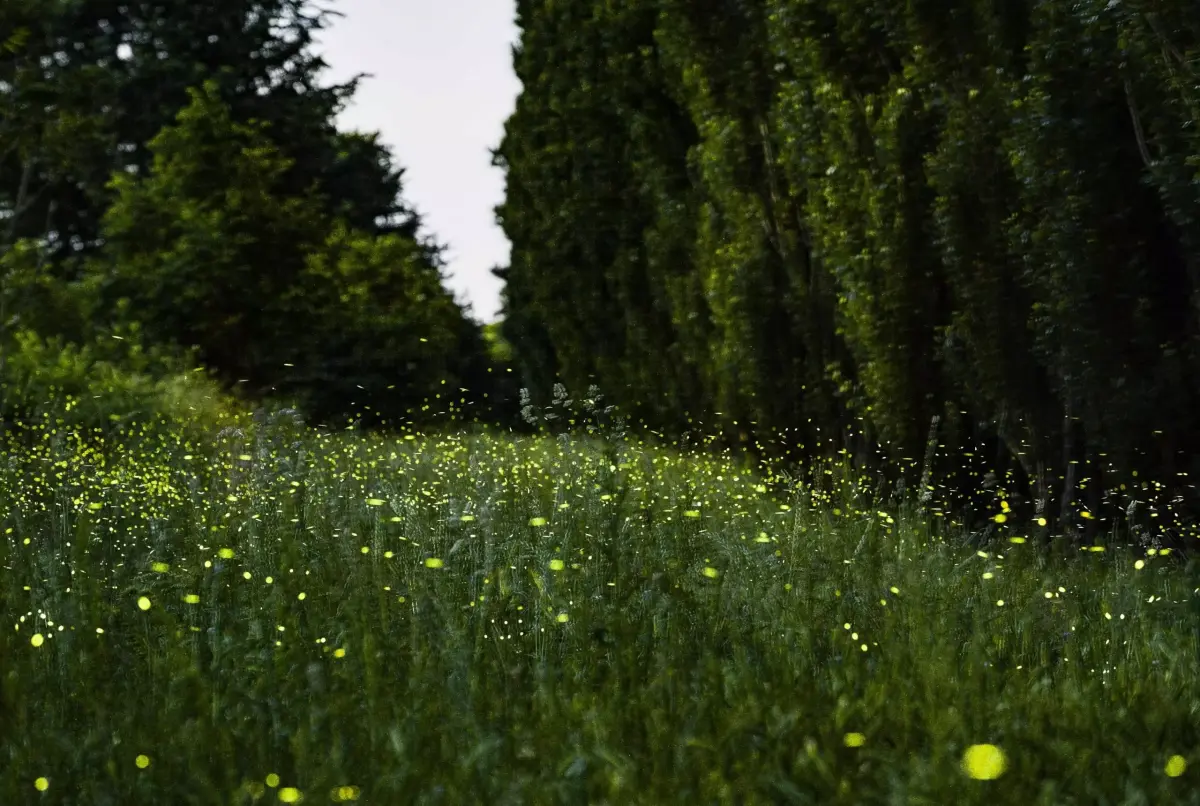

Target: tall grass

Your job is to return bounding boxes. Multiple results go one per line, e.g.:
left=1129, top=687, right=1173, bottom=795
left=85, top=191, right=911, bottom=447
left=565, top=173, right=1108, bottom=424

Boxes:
left=1, top=405, right=1198, bottom=804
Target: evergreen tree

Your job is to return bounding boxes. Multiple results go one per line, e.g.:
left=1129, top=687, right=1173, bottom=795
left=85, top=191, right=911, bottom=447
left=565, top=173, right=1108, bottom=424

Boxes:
left=0, top=0, right=406, bottom=273
left=495, top=0, right=1200, bottom=541
left=89, top=82, right=488, bottom=426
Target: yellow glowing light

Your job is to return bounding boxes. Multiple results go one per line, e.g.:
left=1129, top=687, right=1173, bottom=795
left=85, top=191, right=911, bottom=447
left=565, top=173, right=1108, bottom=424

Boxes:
left=961, top=744, right=1007, bottom=780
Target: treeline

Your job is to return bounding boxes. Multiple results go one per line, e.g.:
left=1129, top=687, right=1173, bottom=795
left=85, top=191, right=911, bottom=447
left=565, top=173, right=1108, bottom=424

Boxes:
left=494, top=0, right=1200, bottom=545
left=0, top=0, right=516, bottom=433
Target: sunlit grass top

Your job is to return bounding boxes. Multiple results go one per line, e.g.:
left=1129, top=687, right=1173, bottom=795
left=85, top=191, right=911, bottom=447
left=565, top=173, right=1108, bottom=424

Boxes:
left=1, top=411, right=1198, bottom=804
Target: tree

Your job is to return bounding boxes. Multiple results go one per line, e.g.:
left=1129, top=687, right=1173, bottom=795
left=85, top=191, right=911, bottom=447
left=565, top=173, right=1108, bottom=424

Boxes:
left=494, top=0, right=711, bottom=435
left=91, top=81, right=325, bottom=387
left=495, top=0, right=1200, bottom=542
left=89, top=81, right=492, bottom=427
left=0, top=0, right=405, bottom=276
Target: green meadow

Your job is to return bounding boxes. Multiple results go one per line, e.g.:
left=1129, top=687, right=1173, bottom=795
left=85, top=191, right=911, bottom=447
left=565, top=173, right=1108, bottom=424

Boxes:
left=2, top=403, right=1199, bottom=805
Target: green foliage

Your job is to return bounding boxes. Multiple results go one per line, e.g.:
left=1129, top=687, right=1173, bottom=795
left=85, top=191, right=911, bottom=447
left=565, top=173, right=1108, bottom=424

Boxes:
left=0, top=325, right=238, bottom=436
left=85, top=82, right=492, bottom=428
left=494, top=0, right=709, bottom=433
left=92, top=80, right=326, bottom=387
left=0, top=238, right=91, bottom=344
left=482, top=322, right=514, bottom=364
left=2, top=0, right=507, bottom=443
left=0, top=0, right=376, bottom=269
left=495, top=0, right=1200, bottom=538
left=0, top=233, right=239, bottom=436
left=274, top=220, right=489, bottom=426
left=658, top=0, right=854, bottom=457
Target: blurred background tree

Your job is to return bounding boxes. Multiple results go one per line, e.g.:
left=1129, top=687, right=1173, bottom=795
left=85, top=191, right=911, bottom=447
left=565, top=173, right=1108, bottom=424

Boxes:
left=0, top=0, right=503, bottom=433
left=494, top=0, right=1200, bottom=545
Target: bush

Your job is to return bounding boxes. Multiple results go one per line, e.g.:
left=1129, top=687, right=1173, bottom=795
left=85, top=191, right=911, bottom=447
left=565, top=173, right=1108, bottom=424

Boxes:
left=0, top=325, right=241, bottom=437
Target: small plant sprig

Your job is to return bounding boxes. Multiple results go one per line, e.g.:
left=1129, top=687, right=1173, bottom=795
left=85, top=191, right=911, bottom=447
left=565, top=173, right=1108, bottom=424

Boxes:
left=519, top=382, right=626, bottom=443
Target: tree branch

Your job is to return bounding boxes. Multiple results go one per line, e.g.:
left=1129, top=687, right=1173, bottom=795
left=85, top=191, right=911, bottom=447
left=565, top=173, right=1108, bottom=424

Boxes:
left=1123, top=78, right=1154, bottom=170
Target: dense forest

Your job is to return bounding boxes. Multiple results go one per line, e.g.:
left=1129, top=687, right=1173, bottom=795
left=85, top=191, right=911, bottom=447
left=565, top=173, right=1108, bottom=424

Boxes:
left=5, top=0, right=1200, bottom=547
left=0, top=0, right=515, bottom=432
left=493, top=0, right=1200, bottom=546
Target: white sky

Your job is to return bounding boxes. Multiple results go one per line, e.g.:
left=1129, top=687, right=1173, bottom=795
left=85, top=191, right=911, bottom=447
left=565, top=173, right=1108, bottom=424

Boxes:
left=315, top=0, right=520, bottom=324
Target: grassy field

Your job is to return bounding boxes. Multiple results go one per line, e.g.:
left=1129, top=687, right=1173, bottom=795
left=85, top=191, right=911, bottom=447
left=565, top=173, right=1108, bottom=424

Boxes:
left=2, top=404, right=1199, bottom=805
